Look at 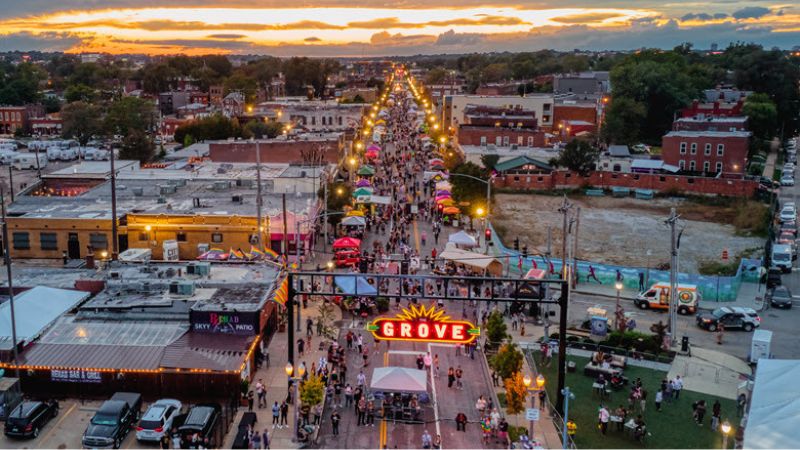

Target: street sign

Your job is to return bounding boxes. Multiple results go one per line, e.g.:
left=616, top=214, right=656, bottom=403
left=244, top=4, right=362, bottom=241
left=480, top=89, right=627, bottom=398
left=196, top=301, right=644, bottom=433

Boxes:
left=526, top=408, right=540, bottom=421
left=368, top=304, right=480, bottom=344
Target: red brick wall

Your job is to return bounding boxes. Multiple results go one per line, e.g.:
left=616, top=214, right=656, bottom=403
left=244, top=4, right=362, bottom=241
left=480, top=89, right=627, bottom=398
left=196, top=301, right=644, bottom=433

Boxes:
left=458, top=126, right=547, bottom=147
left=493, top=170, right=758, bottom=197
left=553, top=104, right=597, bottom=126
left=662, top=134, right=749, bottom=174
left=209, top=139, right=342, bottom=164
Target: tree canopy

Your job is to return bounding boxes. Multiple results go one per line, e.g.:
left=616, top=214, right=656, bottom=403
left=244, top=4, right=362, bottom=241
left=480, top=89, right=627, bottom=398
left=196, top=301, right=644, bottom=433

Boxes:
left=553, top=140, right=599, bottom=175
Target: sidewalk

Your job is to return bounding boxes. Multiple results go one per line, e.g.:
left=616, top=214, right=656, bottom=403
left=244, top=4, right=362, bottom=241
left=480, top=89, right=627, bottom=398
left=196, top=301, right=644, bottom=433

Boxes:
left=764, top=151, right=778, bottom=180
left=572, top=280, right=766, bottom=310
left=221, top=299, right=342, bottom=449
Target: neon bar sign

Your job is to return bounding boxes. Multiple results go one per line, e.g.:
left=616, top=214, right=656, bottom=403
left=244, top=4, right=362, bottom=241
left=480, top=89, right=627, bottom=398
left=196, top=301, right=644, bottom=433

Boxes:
left=368, top=305, right=480, bottom=344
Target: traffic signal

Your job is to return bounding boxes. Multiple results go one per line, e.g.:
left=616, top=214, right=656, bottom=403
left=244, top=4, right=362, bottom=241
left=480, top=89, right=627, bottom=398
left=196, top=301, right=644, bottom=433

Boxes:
left=437, top=203, right=443, bottom=213
left=513, top=238, right=520, bottom=251
left=485, top=228, right=492, bottom=241
left=522, top=245, right=528, bottom=258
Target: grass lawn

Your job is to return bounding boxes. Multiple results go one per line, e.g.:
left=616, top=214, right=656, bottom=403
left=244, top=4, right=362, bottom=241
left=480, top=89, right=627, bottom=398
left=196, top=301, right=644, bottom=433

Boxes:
left=531, top=352, right=738, bottom=449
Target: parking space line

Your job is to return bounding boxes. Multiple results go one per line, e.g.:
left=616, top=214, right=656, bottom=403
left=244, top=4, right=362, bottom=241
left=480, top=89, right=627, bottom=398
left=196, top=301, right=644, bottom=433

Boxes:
left=38, top=402, right=77, bottom=446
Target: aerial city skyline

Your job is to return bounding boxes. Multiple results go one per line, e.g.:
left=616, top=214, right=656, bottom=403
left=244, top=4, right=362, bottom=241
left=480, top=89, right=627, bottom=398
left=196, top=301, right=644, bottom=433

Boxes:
left=0, top=1, right=797, bottom=55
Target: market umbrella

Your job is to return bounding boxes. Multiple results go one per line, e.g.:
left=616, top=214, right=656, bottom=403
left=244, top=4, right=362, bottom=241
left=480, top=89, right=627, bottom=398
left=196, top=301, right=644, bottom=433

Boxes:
left=346, top=210, right=365, bottom=216
left=443, top=206, right=461, bottom=215
left=435, top=181, right=452, bottom=191
left=352, top=187, right=373, bottom=197
left=435, top=190, right=451, bottom=197
left=357, top=165, right=376, bottom=176
left=435, top=195, right=451, bottom=202
left=448, top=230, right=478, bottom=248
left=333, top=237, right=362, bottom=250
left=436, top=198, right=455, bottom=206
left=355, top=179, right=371, bottom=187
left=428, top=158, right=444, bottom=164
left=365, top=150, right=379, bottom=159
left=197, top=248, right=228, bottom=261
left=341, top=215, right=367, bottom=226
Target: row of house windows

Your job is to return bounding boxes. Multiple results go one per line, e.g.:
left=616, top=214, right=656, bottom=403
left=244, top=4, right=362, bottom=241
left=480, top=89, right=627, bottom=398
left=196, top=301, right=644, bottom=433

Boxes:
left=12, top=232, right=108, bottom=251
left=678, top=160, right=723, bottom=172
left=2, top=111, right=22, bottom=122
left=480, top=136, right=536, bottom=147
left=310, top=116, right=344, bottom=126
left=679, top=142, right=725, bottom=156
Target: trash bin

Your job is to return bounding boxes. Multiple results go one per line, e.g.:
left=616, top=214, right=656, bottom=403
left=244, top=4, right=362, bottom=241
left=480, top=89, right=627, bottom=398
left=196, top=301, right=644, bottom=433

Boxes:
left=681, top=336, right=690, bottom=352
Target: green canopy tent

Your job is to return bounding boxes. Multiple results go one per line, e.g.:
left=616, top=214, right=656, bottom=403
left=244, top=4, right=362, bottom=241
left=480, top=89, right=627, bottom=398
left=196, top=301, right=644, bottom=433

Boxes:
left=352, top=187, right=374, bottom=197
left=357, top=165, right=376, bottom=176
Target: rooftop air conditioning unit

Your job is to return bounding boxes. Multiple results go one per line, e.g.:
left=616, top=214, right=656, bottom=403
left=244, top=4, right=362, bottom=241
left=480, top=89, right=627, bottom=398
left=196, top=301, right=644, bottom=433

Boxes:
left=232, top=195, right=243, bottom=204
left=186, top=262, right=198, bottom=274
left=159, top=184, right=177, bottom=195
left=213, top=181, right=229, bottom=191
left=169, top=280, right=195, bottom=296
left=195, top=262, right=211, bottom=277
left=132, top=187, right=144, bottom=196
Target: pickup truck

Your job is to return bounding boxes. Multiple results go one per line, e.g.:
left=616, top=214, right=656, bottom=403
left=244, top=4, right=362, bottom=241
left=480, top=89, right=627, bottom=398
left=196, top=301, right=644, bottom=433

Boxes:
left=82, top=392, right=142, bottom=449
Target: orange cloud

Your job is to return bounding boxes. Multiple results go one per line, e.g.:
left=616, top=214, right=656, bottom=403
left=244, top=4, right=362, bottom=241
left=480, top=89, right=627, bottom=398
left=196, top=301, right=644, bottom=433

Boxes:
left=550, top=12, right=625, bottom=24
left=348, top=15, right=530, bottom=29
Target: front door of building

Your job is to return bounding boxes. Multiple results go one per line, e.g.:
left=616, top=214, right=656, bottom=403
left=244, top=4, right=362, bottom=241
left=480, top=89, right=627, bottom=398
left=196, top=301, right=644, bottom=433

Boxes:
left=67, top=233, right=80, bottom=259
left=118, top=234, right=128, bottom=253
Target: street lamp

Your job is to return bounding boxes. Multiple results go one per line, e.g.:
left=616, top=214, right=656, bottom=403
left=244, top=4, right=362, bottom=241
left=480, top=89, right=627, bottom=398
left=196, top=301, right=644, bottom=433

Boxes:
left=522, top=374, right=546, bottom=440
left=326, top=260, right=334, bottom=271
left=721, top=420, right=732, bottom=449
left=615, top=281, right=623, bottom=330
left=285, top=363, right=307, bottom=442
left=560, top=387, right=575, bottom=450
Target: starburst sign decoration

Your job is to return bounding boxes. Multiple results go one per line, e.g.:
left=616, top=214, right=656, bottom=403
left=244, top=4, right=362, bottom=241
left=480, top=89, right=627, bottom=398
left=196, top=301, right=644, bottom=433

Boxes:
left=367, top=304, right=480, bottom=344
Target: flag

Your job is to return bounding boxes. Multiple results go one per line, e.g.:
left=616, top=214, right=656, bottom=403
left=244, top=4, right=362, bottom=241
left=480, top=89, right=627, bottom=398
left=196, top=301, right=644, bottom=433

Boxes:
left=228, top=248, right=246, bottom=260
left=247, top=246, right=265, bottom=261
left=273, top=277, right=289, bottom=306
left=532, top=258, right=538, bottom=269
left=263, top=247, right=280, bottom=260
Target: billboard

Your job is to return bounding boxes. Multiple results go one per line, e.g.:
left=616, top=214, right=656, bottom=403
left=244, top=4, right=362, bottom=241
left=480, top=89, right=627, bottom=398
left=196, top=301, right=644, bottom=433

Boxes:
left=368, top=304, right=479, bottom=345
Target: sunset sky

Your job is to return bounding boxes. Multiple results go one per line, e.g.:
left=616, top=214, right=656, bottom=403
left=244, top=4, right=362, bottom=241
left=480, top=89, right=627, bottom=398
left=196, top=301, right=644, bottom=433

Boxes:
left=0, top=1, right=797, bottom=56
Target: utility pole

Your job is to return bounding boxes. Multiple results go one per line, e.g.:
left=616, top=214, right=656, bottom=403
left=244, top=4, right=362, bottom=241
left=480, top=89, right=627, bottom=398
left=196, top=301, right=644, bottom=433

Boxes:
left=572, top=207, right=580, bottom=287
left=666, top=208, right=679, bottom=346
left=546, top=226, right=552, bottom=257
left=110, top=146, right=119, bottom=260
left=295, top=220, right=302, bottom=333
left=255, top=140, right=265, bottom=253
left=282, top=193, right=289, bottom=258
left=7, top=166, right=13, bottom=202
left=1, top=187, right=19, bottom=378
left=322, top=170, right=328, bottom=255
left=558, top=196, right=572, bottom=280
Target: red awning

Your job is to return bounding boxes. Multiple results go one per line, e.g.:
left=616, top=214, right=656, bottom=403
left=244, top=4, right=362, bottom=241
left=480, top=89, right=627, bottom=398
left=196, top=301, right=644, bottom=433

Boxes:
left=333, top=237, right=362, bottom=250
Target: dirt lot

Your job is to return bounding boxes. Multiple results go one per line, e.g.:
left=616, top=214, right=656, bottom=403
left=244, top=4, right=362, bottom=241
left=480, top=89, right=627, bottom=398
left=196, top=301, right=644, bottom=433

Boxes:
left=492, top=193, right=766, bottom=272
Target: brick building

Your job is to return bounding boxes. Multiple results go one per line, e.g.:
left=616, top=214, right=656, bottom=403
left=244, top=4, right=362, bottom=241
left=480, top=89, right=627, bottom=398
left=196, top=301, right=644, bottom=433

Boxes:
left=0, top=106, right=27, bottom=135
left=208, top=133, right=345, bottom=164
left=672, top=116, right=748, bottom=132
left=553, top=102, right=598, bottom=130
left=30, top=117, right=63, bottom=137
left=680, top=99, right=745, bottom=119
left=662, top=130, right=751, bottom=174
left=457, top=105, right=548, bottom=148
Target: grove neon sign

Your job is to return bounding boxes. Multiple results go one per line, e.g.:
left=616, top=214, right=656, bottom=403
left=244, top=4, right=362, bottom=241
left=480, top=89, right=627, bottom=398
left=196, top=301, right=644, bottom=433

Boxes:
left=368, top=305, right=480, bottom=344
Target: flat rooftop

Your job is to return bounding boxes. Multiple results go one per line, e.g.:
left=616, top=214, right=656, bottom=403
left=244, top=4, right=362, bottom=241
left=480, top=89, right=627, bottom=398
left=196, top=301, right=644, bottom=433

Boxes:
left=43, top=160, right=140, bottom=179
left=460, top=144, right=560, bottom=161
left=664, top=130, right=752, bottom=138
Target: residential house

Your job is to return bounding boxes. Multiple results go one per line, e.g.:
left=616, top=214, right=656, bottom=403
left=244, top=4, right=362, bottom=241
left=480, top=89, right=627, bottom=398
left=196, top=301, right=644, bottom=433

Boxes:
left=662, top=130, right=751, bottom=174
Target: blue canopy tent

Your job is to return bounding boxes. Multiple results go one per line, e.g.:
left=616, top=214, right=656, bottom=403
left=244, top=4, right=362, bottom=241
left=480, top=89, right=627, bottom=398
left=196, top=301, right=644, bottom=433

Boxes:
left=335, top=276, right=378, bottom=296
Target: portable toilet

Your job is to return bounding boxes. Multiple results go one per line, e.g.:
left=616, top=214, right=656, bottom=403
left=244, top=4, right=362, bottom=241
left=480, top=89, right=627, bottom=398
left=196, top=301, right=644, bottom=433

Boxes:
left=750, top=329, right=772, bottom=363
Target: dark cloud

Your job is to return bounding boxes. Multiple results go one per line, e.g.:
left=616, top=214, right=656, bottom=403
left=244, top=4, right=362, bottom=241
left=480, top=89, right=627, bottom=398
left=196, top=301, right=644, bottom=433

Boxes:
left=681, top=13, right=713, bottom=21
left=551, top=12, right=625, bottom=24
left=435, top=29, right=483, bottom=45
left=0, top=31, right=82, bottom=52
left=369, top=31, right=435, bottom=46
left=206, top=33, right=246, bottom=39
left=304, top=36, right=322, bottom=42
left=731, top=6, right=770, bottom=19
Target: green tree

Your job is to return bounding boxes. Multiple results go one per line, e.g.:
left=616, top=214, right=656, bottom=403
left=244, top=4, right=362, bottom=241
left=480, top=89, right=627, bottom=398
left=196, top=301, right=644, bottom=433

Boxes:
left=485, top=310, right=508, bottom=346
left=61, top=101, right=103, bottom=145
left=119, top=129, right=155, bottom=163
left=450, top=161, right=487, bottom=207
left=480, top=154, right=500, bottom=172
left=64, top=83, right=97, bottom=103
left=490, top=343, right=524, bottom=381
left=553, top=140, right=599, bottom=175
left=425, top=68, right=448, bottom=85
left=174, top=115, right=247, bottom=143
left=742, top=93, right=778, bottom=141
left=323, top=182, right=352, bottom=226
left=300, top=373, right=325, bottom=407
left=504, top=371, right=529, bottom=415
left=105, top=97, right=155, bottom=137
left=601, top=97, right=647, bottom=145
left=244, top=120, right=283, bottom=139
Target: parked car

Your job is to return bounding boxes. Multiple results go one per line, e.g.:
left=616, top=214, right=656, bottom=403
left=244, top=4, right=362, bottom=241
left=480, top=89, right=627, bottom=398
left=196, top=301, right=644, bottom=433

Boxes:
left=696, top=307, right=760, bottom=332
left=780, top=205, right=797, bottom=223
left=178, top=404, right=221, bottom=449
left=780, top=221, right=798, bottom=237
left=767, top=286, right=793, bottom=309
left=136, top=399, right=182, bottom=442
left=781, top=175, right=795, bottom=186
left=766, top=268, right=782, bottom=288
left=729, top=306, right=761, bottom=324
left=82, top=392, right=142, bottom=449
left=4, top=400, right=59, bottom=439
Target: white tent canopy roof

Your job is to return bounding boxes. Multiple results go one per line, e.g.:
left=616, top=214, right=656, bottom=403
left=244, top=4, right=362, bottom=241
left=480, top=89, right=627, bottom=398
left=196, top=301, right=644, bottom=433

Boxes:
left=448, top=230, right=478, bottom=248
left=0, top=286, right=89, bottom=350
left=439, top=243, right=502, bottom=273
left=370, top=367, right=428, bottom=394
left=744, top=359, right=800, bottom=449
left=341, top=215, right=366, bottom=226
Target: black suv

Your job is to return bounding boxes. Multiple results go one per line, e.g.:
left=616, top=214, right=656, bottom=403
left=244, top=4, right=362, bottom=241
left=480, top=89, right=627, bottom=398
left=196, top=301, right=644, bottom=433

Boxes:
left=82, top=392, right=142, bottom=449
left=696, top=307, right=760, bottom=332
left=768, top=286, right=794, bottom=309
left=178, top=404, right=221, bottom=448
left=4, top=400, right=59, bottom=439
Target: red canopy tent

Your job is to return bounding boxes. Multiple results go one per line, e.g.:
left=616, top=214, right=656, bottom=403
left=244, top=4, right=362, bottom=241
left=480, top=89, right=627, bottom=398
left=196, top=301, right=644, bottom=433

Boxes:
left=333, top=237, right=362, bottom=250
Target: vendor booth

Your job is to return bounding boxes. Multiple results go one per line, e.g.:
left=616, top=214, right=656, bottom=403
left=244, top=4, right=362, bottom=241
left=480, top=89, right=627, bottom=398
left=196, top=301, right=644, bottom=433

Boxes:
left=438, top=244, right=503, bottom=276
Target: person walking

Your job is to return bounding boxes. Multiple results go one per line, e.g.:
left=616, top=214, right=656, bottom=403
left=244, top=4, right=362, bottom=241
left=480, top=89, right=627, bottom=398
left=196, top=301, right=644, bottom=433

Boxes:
left=262, top=429, right=270, bottom=450
left=280, top=401, right=289, bottom=427
left=447, top=367, right=455, bottom=388
left=272, top=402, right=280, bottom=428
left=638, top=272, right=645, bottom=291
left=421, top=430, right=432, bottom=449
left=331, top=410, right=341, bottom=436
left=247, top=390, right=255, bottom=412
left=256, top=379, right=266, bottom=409
left=455, top=412, right=468, bottom=431
left=598, top=405, right=610, bottom=434
left=588, top=265, right=601, bottom=284
left=655, top=389, right=663, bottom=412
left=711, top=400, right=721, bottom=431
left=673, top=376, right=683, bottom=400
left=716, top=322, right=725, bottom=345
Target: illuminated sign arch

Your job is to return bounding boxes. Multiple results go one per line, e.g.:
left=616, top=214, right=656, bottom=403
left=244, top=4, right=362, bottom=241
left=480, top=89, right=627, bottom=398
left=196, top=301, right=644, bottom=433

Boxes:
left=368, top=304, right=480, bottom=345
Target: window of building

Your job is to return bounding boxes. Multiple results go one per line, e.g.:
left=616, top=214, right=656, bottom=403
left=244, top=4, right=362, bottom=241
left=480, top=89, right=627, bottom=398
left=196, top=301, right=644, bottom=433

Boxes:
left=517, top=136, right=523, bottom=145
left=689, top=160, right=696, bottom=171
left=542, top=115, right=550, bottom=123
left=311, top=116, right=316, bottom=126
left=704, top=161, right=710, bottom=172
left=480, top=136, right=487, bottom=146
left=90, top=233, right=108, bottom=250
left=212, top=233, right=223, bottom=243
left=690, top=143, right=697, bottom=155
left=543, top=103, right=551, bottom=111
left=502, top=136, right=509, bottom=146
left=338, top=117, right=342, bottom=126
left=717, top=144, right=724, bottom=156
left=12, top=232, right=29, bottom=250
left=40, top=232, right=58, bottom=250
left=495, top=136, right=502, bottom=146
left=704, top=143, right=712, bottom=155
left=679, top=142, right=687, bottom=154
left=527, top=136, right=534, bottom=147
left=139, top=232, right=150, bottom=241
left=176, top=232, right=187, bottom=242
left=679, top=160, right=686, bottom=169
left=715, top=162, right=723, bottom=172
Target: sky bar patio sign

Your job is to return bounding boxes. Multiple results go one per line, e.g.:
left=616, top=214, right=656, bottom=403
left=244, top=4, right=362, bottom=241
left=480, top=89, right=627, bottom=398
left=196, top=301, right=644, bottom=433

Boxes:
left=368, top=305, right=480, bottom=344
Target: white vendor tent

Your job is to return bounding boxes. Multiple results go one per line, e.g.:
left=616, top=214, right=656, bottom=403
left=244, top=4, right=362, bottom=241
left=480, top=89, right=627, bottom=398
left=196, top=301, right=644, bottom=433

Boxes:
left=0, top=286, right=89, bottom=350
left=744, top=359, right=800, bottom=449
left=341, top=215, right=366, bottom=226
left=448, top=230, right=478, bottom=248
left=370, top=367, right=427, bottom=394
left=438, top=243, right=503, bottom=275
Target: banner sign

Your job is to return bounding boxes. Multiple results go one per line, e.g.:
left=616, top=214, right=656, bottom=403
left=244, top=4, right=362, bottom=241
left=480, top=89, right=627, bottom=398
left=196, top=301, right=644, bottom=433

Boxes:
left=51, top=369, right=102, bottom=383
left=368, top=305, right=479, bottom=344
left=190, top=310, right=259, bottom=335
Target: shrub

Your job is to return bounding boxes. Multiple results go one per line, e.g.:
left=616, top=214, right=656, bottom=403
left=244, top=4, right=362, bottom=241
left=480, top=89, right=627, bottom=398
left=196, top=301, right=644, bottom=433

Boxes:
left=508, top=425, right=528, bottom=443
left=375, top=297, right=389, bottom=313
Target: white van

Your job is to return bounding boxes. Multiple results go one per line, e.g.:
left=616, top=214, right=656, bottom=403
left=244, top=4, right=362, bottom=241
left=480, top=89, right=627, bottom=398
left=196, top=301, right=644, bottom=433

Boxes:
left=0, top=149, right=18, bottom=165
left=634, top=283, right=700, bottom=315
left=771, top=244, right=793, bottom=273
left=58, top=147, right=78, bottom=161
left=46, top=147, right=63, bottom=161
left=12, top=153, right=48, bottom=170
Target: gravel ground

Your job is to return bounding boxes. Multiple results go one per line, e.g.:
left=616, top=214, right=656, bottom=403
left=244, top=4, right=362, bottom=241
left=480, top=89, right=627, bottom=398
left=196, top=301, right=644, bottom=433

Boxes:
left=492, top=193, right=764, bottom=272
